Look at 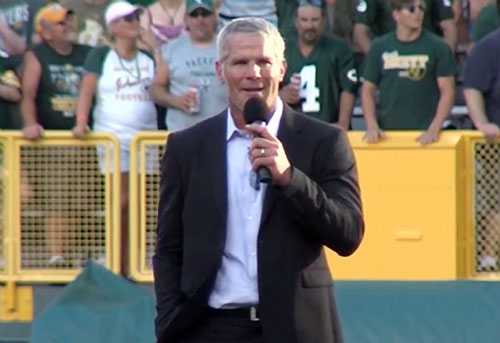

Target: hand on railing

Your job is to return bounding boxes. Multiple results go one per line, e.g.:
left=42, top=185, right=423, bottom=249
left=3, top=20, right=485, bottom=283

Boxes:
left=72, top=122, right=90, bottom=138
left=417, top=128, right=440, bottom=146
left=477, top=123, right=500, bottom=143
left=22, top=123, right=44, bottom=140
left=363, top=127, right=386, bottom=144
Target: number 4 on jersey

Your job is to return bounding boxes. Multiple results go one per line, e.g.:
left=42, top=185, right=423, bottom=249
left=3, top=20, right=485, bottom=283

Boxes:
left=299, top=65, right=320, bottom=113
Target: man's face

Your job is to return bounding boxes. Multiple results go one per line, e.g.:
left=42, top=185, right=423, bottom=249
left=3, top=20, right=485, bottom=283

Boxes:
left=186, top=8, right=217, bottom=42
left=43, top=14, right=77, bottom=42
left=393, top=0, right=425, bottom=30
left=216, top=33, right=286, bottom=118
left=295, top=5, right=324, bottom=45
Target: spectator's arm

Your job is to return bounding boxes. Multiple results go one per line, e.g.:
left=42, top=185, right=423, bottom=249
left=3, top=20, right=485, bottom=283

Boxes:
left=149, top=60, right=192, bottom=113
left=361, top=80, right=384, bottom=143
left=0, top=21, right=26, bottom=55
left=138, top=8, right=156, bottom=52
left=20, top=51, right=43, bottom=139
left=417, top=76, right=454, bottom=145
left=0, top=83, right=21, bottom=102
left=464, top=87, right=500, bottom=141
left=338, top=91, right=354, bottom=130
left=452, top=0, right=462, bottom=22
left=353, top=23, right=372, bottom=54
left=72, top=73, right=98, bottom=138
left=440, top=19, right=457, bottom=53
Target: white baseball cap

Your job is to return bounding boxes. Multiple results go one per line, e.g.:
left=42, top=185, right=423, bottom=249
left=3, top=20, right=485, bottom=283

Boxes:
left=105, top=1, right=141, bottom=26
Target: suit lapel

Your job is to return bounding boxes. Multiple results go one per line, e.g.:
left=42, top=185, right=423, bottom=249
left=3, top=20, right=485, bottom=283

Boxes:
left=204, top=112, right=228, bottom=220
left=261, top=105, right=302, bottom=225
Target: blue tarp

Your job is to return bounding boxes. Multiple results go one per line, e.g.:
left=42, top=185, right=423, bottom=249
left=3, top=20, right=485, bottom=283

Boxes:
left=336, top=281, right=500, bottom=343
left=28, top=267, right=500, bottom=343
left=30, top=262, right=155, bottom=343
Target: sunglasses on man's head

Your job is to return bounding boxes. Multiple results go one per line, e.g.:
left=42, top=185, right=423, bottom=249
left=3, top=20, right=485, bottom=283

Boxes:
left=298, top=0, right=322, bottom=8
left=188, top=8, right=212, bottom=18
left=121, top=12, right=139, bottom=22
left=403, top=4, right=426, bottom=13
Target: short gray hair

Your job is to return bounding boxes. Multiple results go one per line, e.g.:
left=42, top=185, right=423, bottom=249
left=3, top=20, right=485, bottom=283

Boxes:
left=216, top=17, right=285, bottom=63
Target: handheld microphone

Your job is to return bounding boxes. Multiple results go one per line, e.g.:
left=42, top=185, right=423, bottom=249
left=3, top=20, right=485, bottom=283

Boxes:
left=243, top=97, right=272, bottom=184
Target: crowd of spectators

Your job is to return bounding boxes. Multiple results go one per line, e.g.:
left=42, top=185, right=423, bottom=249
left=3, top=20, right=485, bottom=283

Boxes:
left=1, top=0, right=500, bottom=270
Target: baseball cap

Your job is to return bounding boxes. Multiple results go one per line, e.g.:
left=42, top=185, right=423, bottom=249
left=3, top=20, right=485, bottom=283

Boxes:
left=35, top=3, right=74, bottom=34
left=105, top=1, right=142, bottom=26
left=186, top=0, right=215, bottom=14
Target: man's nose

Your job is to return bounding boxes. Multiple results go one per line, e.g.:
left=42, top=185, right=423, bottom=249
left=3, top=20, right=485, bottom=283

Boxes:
left=245, top=63, right=261, bottom=79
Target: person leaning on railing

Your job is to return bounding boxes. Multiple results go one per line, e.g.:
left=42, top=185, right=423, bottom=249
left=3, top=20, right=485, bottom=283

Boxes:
left=361, top=0, right=456, bottom=145
left=463, top=25, right=500, bottom=271
left=20, top=3, right=92, bottom=267
left=72, top=1, right=158, bottom=276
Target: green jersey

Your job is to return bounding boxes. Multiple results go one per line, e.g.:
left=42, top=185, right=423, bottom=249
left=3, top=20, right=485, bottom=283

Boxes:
left=471, top=3, right=500, bottom=42
left=363, top=30, right=456, bottom=129
left=354, top=0, right=454, bottom=37
left=284, top=34, right=358, bottom=123
left=0, top=55, right=21, bottom=129
left=32, top=42, right=91, bottom=129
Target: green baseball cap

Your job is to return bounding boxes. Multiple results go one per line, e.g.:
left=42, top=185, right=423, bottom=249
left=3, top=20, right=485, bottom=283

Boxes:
left=186, top=0, right=215, bottom=14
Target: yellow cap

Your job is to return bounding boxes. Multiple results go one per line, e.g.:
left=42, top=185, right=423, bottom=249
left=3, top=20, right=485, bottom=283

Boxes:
left=35, top=3, right=73, bottom=34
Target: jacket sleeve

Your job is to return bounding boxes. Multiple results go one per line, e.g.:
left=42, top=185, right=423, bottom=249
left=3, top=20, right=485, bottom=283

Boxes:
left=281, top=128, right=364, bottom=256
left=153, top=133, right=185, bottom=339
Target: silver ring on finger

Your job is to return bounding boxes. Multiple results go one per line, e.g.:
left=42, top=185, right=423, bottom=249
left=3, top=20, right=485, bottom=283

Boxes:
left=260, top=148, right=265, bottom=156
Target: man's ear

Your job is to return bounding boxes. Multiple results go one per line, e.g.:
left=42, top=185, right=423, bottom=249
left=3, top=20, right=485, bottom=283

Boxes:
left=215, top=60, right=226, bottom=84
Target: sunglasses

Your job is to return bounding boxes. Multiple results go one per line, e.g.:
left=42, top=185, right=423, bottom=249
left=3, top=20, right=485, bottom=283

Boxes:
left=403, top=4, right=426, bottom=13
left=121, top=12, right=140, bottom=22
left=298, top=0, right=322, bottom=8
left=55, top=13, right=74, bottom=26
left=188, top=8, right=213, bottom=18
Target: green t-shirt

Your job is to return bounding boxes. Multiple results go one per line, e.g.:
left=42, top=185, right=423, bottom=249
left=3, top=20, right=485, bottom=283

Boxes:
left=363, top=30, right=456, bottom=130
left=0, top=0, right=46, bottom=54
left=0, top=55, right=22, bottom=129
left=354, top=0, right=454, bottom=37
left=32, top=42, right=91, bottom=129
left=471, top=3, right=500, bottom=42
left=284, top=34, right=358, bottom=123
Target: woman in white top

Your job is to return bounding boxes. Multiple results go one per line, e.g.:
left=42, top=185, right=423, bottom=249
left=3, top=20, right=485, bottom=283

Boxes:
left=73, top=1, right=158, bottom=275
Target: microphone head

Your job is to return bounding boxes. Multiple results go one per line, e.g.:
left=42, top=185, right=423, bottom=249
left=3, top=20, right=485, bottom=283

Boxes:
left=243, top=97, right=270, bottom=124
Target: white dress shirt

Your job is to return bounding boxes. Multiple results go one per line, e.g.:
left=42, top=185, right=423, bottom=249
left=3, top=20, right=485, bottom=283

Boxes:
left=208, top=99, right=284, bottom=308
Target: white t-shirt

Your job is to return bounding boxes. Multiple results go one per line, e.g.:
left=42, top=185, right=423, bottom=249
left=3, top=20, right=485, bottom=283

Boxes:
left=84, top=46, right=157, bottom=147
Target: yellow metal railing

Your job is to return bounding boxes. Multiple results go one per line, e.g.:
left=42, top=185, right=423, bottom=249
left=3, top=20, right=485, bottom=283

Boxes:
left=0, top=130, right=498, bottom=283
left=0, top=131, right=121, bottom=283
left=127, top=130, right=500, bottom=282
left=129, top=131, right=169, bottom=282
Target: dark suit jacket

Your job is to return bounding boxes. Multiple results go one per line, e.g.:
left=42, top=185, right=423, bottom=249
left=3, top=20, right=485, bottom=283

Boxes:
left=154, top=105, right=364, bottom=343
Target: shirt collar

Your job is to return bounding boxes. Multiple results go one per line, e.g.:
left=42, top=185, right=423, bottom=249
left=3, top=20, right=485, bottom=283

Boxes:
left=226, top=98, right=284, bottom=141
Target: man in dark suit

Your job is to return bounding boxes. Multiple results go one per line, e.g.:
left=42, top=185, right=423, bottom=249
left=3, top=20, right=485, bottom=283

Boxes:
left=154, top=17, right=364, bottom=343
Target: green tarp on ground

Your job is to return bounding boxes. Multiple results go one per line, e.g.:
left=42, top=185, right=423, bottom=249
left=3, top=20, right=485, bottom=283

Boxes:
left=27, top=268, right=500, bottom=343
left=30, top=262, right=155, bottom=343
left=336, top=281, right=500, bottom=343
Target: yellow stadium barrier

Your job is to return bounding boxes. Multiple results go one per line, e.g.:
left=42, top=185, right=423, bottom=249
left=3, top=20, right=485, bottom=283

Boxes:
left=0, top=131, right=121, bottom=283
left=327, top=131, right=469, bottom=280
left=129, top=132, right=169, bottom=282
left=128, top=130, right=500, bottom=282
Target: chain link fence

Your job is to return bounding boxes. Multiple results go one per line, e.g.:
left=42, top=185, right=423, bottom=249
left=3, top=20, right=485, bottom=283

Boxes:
left=474, top=142, right=500, bottom=273
left=20, top=145, right=107, bottom=270
left=129, top=133, right=167, bottom=281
